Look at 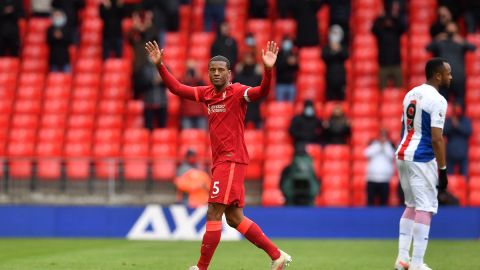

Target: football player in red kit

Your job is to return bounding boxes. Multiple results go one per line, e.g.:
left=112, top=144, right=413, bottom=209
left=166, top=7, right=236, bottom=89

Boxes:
left=145, top=40, right=292, bottom=270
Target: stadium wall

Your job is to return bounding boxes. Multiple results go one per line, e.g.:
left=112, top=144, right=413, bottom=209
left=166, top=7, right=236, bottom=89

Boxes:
left=0, top=205, right=479, bottom=239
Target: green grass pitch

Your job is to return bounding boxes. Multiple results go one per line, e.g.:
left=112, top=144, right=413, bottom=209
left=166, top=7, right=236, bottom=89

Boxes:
left=0, top=239, right=478, bottom=269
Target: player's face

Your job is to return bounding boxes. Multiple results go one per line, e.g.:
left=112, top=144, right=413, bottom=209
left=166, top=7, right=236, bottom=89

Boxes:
left=441, top=62, right=452, bottom=88
left=208, top=61, right=230, bottom=89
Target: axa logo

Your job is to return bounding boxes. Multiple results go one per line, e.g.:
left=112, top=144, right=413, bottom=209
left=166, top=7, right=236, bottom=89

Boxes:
left=127, top=205, right=241, bottom=240
left=207, top=104, right=226, bottom=115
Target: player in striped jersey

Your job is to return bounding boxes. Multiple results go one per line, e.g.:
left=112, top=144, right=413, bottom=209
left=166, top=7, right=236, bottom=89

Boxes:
left=393, top=58, right=451, bottom=270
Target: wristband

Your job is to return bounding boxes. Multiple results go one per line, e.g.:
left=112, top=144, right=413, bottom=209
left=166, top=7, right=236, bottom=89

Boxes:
left=439, top=166, right=447, bottom=170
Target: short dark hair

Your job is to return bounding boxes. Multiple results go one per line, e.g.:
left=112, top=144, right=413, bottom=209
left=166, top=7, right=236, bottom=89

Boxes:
left=209, top=55, right=230, bottom=69
left=425, top=57, right=449, bottom=80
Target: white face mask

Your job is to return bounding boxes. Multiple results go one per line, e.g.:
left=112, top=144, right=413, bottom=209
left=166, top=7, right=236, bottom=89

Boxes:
left=329, top=24, right=344, bottom=44
left=304, top=107, right=315, bottom=117
left=282, top=40, right=293, bottom=51
left=52, top=15, right=67, bottom=27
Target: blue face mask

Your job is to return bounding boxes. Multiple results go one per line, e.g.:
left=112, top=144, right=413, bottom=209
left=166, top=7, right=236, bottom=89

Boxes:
left=245, top=37, right=255, bottom=46
left=304, top=107, right=315, bottom=117
left=282, top=40, right=293, bottom=51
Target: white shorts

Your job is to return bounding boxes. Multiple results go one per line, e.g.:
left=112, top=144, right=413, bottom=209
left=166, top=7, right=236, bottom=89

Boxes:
left=396, top=159, right=439, bottom=214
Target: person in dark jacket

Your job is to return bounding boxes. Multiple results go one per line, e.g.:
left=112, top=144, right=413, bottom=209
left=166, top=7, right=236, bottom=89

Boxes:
left=465, top=0, right=480, bottom=33
left=142, top=0, right=179, bottom=46
left=204, top=0, right=225, bottom=32
left=234, top=52, right=263, bottom=129
left=139, top=60, right=168, bottom=130
left=181, top=61, right=207, bottom=130
left=280, top=145, right=320, bottom=206
left=323, top=0, right=351, bottom=46
left=322, top=25, right=348, bottom=101
left=444, top=103, right=472, bottom=176
left=430, top=6, right=453, bottom=40
left=372, top=0, right=406, bottom=89
left=276, top=36, right=298, bottom=101
left=52, top=0, right=85, bottom=43
left=100, top=0, right=124, bottom=59
left=426, top=22, right=476, bottom=104
left=288, top=100, right=322, bottom=150
left=47, top=9, right=73, bottom=72
left=292, top=0, right=321, bottom=47
left=210, top=22, right=238, bottom=69
left=249, top=0, right=268, bottom=18
left=323, top=104, right=350, bottom=144
left=0, top=0, right=23, bottom=56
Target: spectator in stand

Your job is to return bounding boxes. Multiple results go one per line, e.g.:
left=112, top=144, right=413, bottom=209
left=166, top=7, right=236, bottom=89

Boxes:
left=426, top=22, right=476, bottom=104
left=100, top=0, right=125, bottom=59
left=276, top=36, right=299, bottom=102
left=211, top=22, right=238, bottom=70
left=181, top=61, right=208, bottom=130
left=32, top=0, right=52, bottom=17
left=138, top=59, right=168, bottom=130
left=322, top=0, right=351, bottom=46
left=291, top=0, right=321, bottom=47
left=364, top=128, right=395, bottom=206
left=322, top=25, right=348, bottom=100
left=175, top=149, right=211, bottom=208
left=244, top=32, right=257, bottom=56
left=280, top=145, right=320, bottom=206
left=277, top=0, right=291, bottom=18
left=142, top=0, right=180, bottom=46
left=129, top=9, right=157, bottom=99
left=47, top=9, right=73, bottom=72
left=430, top=6, right=453, bottom=40
left=204, top=0, right=226, bottom=32
left=323, top=105, right=350, bottom=144
left=437, top=0, right=463, bottom=21
left=288, top=100, right=322, bottom=150
left=372, top=0, right=406, bottom=90
left=0, top=0, right=23, bottom=57
left=234, top=52, right=263, bottom=129
left=465, top=0, right=480, bottom=33
left=52, top=0, right=85, bottom=43
left=444, top=103, right=472, bottom=176
left=249, top=0, right=268, bottom=18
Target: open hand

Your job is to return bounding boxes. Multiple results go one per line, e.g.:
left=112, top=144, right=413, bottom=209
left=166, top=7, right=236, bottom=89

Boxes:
left=262, top=41, right=279, bottom=70
left=145, top=40, right=163, bottom=66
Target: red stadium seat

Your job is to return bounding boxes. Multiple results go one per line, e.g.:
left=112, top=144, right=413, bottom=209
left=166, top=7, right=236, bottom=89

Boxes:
left=351, top=117, right=379, bottom=132
left=70, top=98, right=97, bottom=115
left=123, top=142, right=150, bottom=181
left=98, top=100, right=125, bottom=115
left=152, top=160, right=176, bottom=181
left=263, top=172, right=281, bottom=190
left=265, top=144, right=294, bottom=160
left=265, top=116, right=291, bottom=130
left=322, top=174, right=349, bottom=190
left=93, top=142, right=121, bottom=179
left=351, top=130, right=377, bottom=146
left=322, top=161, right=350, bottom=175
left=299, top=47, right=321, bottom=61
left=68, top=115, right=95, bottom=129
left=36, top=141, right=63, bottom=180
left=41, top=114, right=67, bottom=128
left=0, top=57, right=20, bottom=73
left=43, top=99, right=70, bottom=115
left=47, top=72, right=72, bottom=87
left=126, top=100, right=144, bottom=115
left=66, top=128, right=93, bottom=143
left=265, top=131, right=291, bottom=144
left=11, top=114, right=39, bottom=129
left=18, top=73, right=45, bottom=87
left=102, top=86, right=130, bottom=100
left=17, top=85, right=43, bottom=100
left=0, top=99, right=13, bottom=114
left=44, top=86, right=71, bottom=100
left=94, top=129, right=122, bottom=144
left=64, top=142, right=91, bottom=180
left=0, top=73, right=17, bottom=89
left=266, top=102, right=294, bottom=117
left=38, top=128, right=64, bottom=143
left=72, top=86, right=99, bottom=100
left=469, top=190, right=480, bottom=206
left=351, top=103, right=378, bottom=118
left=74, top=73, right=101, bottom=88
left=261, top=188, right=285, bottom=206
left=322, top=190, right=350, bottom=207
left=75, top=58, right=102, bottom=74
left=77, top=46, right=102, bottom=58
left=7, top=141, right=35, bottom=179
left=152, top=128, right=178, bottom=145
left=124, top=128, right=149, bottom=143
left=96, top=115, right=123, bottom=129
left=274, top=19, right=296, bottom=41
left=102, top=73, right=130, bottom=88
left=180, top=129, right=207, bottom=144
left=244, top=130, right=264, bottom=144
left=0, top=86, right=15, bottom=100
left=15, top=99, right=42, bottom=114
left=323, top=145, right=350, bottom=160
left=448, top=175, right=467, bottom=206
left=246, top=160, right=263, bottom=180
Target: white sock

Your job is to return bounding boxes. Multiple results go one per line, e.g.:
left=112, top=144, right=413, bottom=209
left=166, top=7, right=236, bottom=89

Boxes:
left=398, top=218, right=414, bottom=259
left=411, top=223, right=431, bottom=266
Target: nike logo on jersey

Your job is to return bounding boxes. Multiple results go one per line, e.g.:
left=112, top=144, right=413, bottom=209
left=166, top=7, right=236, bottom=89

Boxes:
left=210, top=195, right=219, bottom=199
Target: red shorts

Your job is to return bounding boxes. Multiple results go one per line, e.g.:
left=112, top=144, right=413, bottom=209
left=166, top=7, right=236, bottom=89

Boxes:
left=208, top=162, right=247, bottom=207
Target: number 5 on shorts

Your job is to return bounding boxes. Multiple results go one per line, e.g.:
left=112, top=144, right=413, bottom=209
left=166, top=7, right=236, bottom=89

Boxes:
left=212, top=181, right=220, bottom=195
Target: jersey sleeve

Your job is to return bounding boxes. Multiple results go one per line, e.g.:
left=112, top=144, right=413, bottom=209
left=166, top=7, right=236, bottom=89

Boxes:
left=243, top=69, right=272, bottom=102
left=429, top=97, right=448, bottom=128
left=158, top=64, right=206, bottom=102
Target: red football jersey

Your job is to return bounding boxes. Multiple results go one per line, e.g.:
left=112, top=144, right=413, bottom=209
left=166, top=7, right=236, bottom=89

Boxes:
left=158, top=64, right=272, bottom=166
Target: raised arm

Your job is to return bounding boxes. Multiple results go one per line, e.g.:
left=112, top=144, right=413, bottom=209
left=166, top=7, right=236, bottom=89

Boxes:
left=145, top=41, right=203, bottom=102
left=244, top=41, right=278, bottom=102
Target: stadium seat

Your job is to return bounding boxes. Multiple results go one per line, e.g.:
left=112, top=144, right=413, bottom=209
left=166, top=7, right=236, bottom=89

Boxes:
left=322, top=161, right=350, bottom=175
left=180, top=129, right=207, bottom=144
left=0, top=57, right=20, bottom=73
left=0, top=73, right=17, bottom=89
left=17, top=85, right=43, bottom=100
left=351, top=130, right=377, bottom=146
left=94, top=129, right=122, bottom=144
left=266, top=102, right=294, bottom=117
left=44, top=86, right=71, bottom=100
left=323, top=145, right=350, bottom=160
left=70, top=100, right=97, bottom=115
left=72, top=86, right=99, bottom=100
left=448, top=175, right=467, bottom=206
left=14, top=99, right=42, bottom=115
left=68, top=115, right=95, bottom=130
left=352, top=161, right=367, bottom=176
left=469, top=190, right=480, bottom=206
left=123, top=143, right=150, bottom=181
left=41, top=114, right=67, bottom=129
left=322, top=190, right=350, bottom=207
left=38, top=128, right=65, bottom=143
left=102, top=86, right=130, bottom=100
left=98, top=100, right=125, bottom=115
left=47, top=72, right=72, bottom=86
left=273, top=19, right=296, bottom=41
left=265, top=144, right=294, bottom=160
left=36, top=141, right=63, bottom=180
left=11, top=114, right=39, bottom=129
left=66, top=128, right=93, bottom=143
left=322, top=174, right=350, bottom=190
left=261, top=188, right=285, bottom=206
left=7, top=141, right=35, bottom=179
left=351, top=117, right=379, bottom=132
left=151, top=128, right=178, bottom=145
left=64, top=142, right=91, bottom=180
left=43, top=99, right=70, bottom=115
left=265, top=131, right=291, bottom=144
left=74, top=73, right=101, bottom=88
left=75, top=58, right=102, bottom=74
left=265, top=116, right=291, bottom=130
left=246, top=160, right=263, bottom=180
left=102, top=73, right=131, bottom=88
left=93, top=142, right=121, bottom=179
left=77, top=46, right=102, bottom=59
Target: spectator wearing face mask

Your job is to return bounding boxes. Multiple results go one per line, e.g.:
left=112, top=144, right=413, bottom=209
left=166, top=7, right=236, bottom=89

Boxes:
left=426, top=22, right=476, bottom=104
left=234, top=52, right=263, bottom=129
left=52, top=0, right=85, bottom=43
left=288, top=100, right=323, bottom=150
left=47, top=9, right=73, bottom=72
left=364, top=128, right=395, bottom=206
left=372, top=0, right=406, bottom=89
left=322, top=25, right=348, bottom=101
left=244, top=32, right=257, bottom=56
left=292, top=0, right=321, bottom=47
left=0, top=0, right=23, bottom=56
left=444, top=103, right=472, bottom=176
left=323, top=104, right=350, bottom=144
left=276, top=36, right=299, bottom=102
left=211, top=22, right=238, bottom=70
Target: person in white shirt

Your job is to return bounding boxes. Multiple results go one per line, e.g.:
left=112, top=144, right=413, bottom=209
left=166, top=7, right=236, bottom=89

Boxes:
left=365, top=128, right=395, bottom=206
left=394, top=58, right=451, bottom=270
